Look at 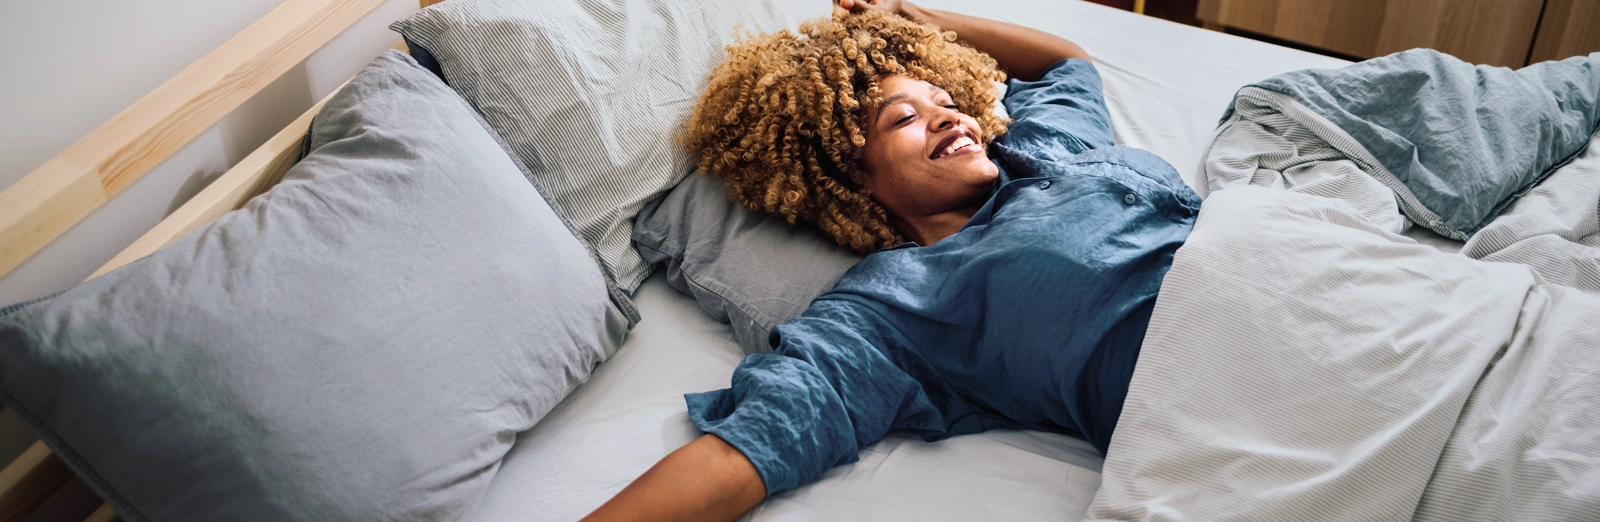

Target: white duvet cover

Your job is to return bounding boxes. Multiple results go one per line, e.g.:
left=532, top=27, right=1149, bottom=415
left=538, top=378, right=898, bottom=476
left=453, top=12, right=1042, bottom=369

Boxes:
left=1090, top=135, right=1600, bottom=520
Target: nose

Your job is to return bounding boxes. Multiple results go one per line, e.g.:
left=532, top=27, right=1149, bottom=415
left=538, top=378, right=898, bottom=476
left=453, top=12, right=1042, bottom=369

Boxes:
left=929, top=105, right=958, bottom=131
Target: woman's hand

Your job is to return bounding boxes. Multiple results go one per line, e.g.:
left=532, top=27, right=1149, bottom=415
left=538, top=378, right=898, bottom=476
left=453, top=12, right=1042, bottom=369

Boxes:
left=837, top=0, right=908, bottom=17
left=835, top=0, right=1091, bottom=80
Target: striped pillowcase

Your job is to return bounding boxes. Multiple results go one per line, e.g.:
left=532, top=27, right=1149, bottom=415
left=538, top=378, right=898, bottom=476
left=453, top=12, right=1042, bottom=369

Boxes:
left=392, top=0, right=790, bottom=293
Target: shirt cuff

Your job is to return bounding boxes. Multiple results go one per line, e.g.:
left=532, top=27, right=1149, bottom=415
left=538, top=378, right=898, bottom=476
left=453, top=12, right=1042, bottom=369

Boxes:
left=684, top=352, right=859, bottom=496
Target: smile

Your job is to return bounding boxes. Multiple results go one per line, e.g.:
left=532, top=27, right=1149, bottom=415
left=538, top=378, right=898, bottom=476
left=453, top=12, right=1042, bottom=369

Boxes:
left=931, top=129, right=980, bottom=160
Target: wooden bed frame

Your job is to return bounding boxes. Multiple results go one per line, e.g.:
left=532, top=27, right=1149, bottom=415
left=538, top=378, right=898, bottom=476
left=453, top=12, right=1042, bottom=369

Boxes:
left=0, top=0, right=446, bottom=519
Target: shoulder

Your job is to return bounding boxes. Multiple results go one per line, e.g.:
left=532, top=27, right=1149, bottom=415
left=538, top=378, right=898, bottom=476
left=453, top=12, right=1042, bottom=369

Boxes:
left=995, top=58, right=1114, bottom=160
left=1003, top=59, right=1103, bottom=104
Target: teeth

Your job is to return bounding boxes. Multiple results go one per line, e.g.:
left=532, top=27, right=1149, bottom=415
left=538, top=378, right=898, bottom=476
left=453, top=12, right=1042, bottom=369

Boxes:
left=941, top=136, right=975, bottom=158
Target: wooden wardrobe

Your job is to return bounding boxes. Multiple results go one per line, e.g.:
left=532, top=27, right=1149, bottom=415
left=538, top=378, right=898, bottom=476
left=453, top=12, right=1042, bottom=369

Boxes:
left=1197, top=0, right=1600, bottom=67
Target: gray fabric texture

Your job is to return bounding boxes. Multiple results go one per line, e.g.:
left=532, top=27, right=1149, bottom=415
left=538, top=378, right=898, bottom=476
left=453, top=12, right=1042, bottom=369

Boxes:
left=1206, top=49, right=1600, bottom=240
left=390, top=0, right=790, bottom=294
left=1202, top=87, right=1409, bottom=232
left=1206, top=88, right=1600, bottom=296
left=0, top=51, right=629, bottom=522
left=1087, top=186, right=1600, bottom=521
left=633, top=173, right=861, bottom=354
left=1460, top=129, right=1600, bottom=294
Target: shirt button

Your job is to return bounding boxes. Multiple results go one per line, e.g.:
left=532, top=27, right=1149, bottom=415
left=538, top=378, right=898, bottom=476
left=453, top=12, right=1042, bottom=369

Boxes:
left=1039, top=180, right=1051, bottom=189
left=1123, top=193, right=1137, bottom=205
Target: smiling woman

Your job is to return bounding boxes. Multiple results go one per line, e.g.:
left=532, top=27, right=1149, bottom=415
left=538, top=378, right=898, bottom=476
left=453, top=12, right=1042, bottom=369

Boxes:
left=586, top=3, right=1193, bottom=522
left=681, top=2, right=1093, bottom=254
left=857, top=75, right=1000, bottom=246
left=679, top=8, right=1012, bottom=253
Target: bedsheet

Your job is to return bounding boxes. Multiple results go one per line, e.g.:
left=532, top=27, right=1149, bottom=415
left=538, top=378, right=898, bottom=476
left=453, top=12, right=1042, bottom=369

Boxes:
left=465, top=273, right=1106, bottom=521
left=466, top=1, right=1380, bottom=520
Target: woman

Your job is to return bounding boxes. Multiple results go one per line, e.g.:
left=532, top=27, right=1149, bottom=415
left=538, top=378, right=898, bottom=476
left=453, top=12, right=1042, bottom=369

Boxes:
left=588, top=1, right=1200, bottom=520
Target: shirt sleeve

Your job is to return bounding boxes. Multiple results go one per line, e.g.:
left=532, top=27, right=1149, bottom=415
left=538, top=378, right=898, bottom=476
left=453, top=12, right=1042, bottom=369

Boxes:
left=997, top=58, right=1114, bottom=161
left=685, top=298, right=956, bottom=496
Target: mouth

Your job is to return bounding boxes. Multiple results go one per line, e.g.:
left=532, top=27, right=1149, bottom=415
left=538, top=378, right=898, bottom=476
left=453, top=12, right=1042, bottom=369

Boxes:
left=931, top=127, right=980, bottom=160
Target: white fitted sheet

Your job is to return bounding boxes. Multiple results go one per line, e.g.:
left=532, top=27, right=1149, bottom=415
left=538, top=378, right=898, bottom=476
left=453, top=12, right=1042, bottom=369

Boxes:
left=465, top=2, right=1391, bottom=520
left=466, top=273, right=1106, bottom=521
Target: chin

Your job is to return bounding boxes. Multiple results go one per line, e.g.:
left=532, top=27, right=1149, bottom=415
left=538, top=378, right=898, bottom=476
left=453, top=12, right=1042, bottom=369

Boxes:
left=973, top=158, right=1000, bottom=184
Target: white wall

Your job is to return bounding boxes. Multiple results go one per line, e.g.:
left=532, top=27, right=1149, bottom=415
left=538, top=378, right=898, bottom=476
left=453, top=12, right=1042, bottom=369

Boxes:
left=0, top=0, right=418, bottom=471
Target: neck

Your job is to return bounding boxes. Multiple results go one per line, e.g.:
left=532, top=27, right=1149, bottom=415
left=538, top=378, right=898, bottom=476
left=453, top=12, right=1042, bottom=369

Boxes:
left=893, top=205, right=981, bottom=247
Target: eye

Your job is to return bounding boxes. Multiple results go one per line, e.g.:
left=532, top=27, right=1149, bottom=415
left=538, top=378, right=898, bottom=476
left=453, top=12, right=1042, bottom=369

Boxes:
left=894, top=113, right=915, bottom=126
left=943, top=104, right=959, bottom=110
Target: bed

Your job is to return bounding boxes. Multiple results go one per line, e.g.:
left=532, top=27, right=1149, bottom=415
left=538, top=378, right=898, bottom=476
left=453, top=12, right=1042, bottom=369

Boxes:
left=11, top=0, right=1583, bottom=520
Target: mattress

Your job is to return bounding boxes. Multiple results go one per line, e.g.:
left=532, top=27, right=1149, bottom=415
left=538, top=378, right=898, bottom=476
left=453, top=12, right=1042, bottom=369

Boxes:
left=464, top=2, right=1441, bottom=520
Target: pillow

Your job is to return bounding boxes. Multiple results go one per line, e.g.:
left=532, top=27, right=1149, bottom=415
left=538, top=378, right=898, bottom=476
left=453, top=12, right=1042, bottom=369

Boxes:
left=633, top=173, right=861, bottom=354
left=0, top=51, right=631, bottom=522
left=390, top=0, right=791, bottom=294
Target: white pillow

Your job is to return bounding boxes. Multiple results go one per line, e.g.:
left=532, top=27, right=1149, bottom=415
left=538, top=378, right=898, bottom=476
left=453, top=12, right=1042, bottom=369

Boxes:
left=392, top=0, right=791, bottom=293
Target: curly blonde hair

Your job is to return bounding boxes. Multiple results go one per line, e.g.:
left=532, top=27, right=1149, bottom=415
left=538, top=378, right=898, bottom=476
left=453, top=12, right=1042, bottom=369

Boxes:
left=682, top=8, right=1009, bottom=254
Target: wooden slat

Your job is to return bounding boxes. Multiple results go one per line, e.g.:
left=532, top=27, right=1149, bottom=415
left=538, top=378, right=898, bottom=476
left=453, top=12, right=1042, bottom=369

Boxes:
left=420, top=0, right=447, bottom=7
left=0, top=0, right=386, bottom=280
left=83, top=503, right=118, bottom=522
left=88, top=80, right=347, bottom=279
left=0, top=441, right=73, bottom=521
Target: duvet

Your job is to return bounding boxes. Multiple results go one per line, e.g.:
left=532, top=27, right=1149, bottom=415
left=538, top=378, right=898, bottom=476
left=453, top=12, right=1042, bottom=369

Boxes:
left=1088, top=51, right=1600, bottom=520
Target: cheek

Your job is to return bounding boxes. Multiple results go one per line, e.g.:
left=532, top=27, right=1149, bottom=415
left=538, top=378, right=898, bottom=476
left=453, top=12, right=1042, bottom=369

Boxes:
left=859, top=140, right=891, bottom=180
left=891, top=131, right=929, bottom=164
left=864, top=132, right=924, bottom=172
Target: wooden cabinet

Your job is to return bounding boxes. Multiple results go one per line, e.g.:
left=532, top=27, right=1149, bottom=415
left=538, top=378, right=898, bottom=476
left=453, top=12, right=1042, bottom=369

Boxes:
left=1530, top=0, right=1600, bottom=64
left=1197, top=0, right=1598, bottom=67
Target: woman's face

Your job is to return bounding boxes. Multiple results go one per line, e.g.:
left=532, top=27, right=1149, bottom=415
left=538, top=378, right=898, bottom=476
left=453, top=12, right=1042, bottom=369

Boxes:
left=858, top=74, right=1000, bottom=221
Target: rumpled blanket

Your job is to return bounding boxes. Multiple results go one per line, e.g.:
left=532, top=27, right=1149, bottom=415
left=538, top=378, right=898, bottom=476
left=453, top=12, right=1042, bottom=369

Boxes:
left=1087, top=50, right=1600, bottom=520
left=1201, top=49, right=1600, bottom=240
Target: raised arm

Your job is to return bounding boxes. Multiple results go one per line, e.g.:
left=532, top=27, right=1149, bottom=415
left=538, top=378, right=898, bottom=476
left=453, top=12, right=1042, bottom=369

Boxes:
left=838, top=0, right=1091, bottom=81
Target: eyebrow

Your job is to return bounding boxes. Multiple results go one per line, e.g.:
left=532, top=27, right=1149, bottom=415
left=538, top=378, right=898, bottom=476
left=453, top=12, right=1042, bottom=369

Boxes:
left=878, top=92, right=913, bottom=111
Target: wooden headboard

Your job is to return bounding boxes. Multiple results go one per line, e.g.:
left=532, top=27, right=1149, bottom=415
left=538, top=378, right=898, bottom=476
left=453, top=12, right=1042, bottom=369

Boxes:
left=0, top=1, right=436, bottom=519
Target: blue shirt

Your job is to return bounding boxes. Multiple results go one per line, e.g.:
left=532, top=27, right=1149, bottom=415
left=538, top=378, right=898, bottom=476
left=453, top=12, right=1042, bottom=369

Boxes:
left=685, top=59, right=1202, bottom=496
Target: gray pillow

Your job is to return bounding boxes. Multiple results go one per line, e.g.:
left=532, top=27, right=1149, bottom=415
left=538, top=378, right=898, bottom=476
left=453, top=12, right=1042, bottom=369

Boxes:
left=390, top=0, right=791, bottom=294
left=633, top=173, right=861, bottom=354
left=0, top=51, right=630, bottom=522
